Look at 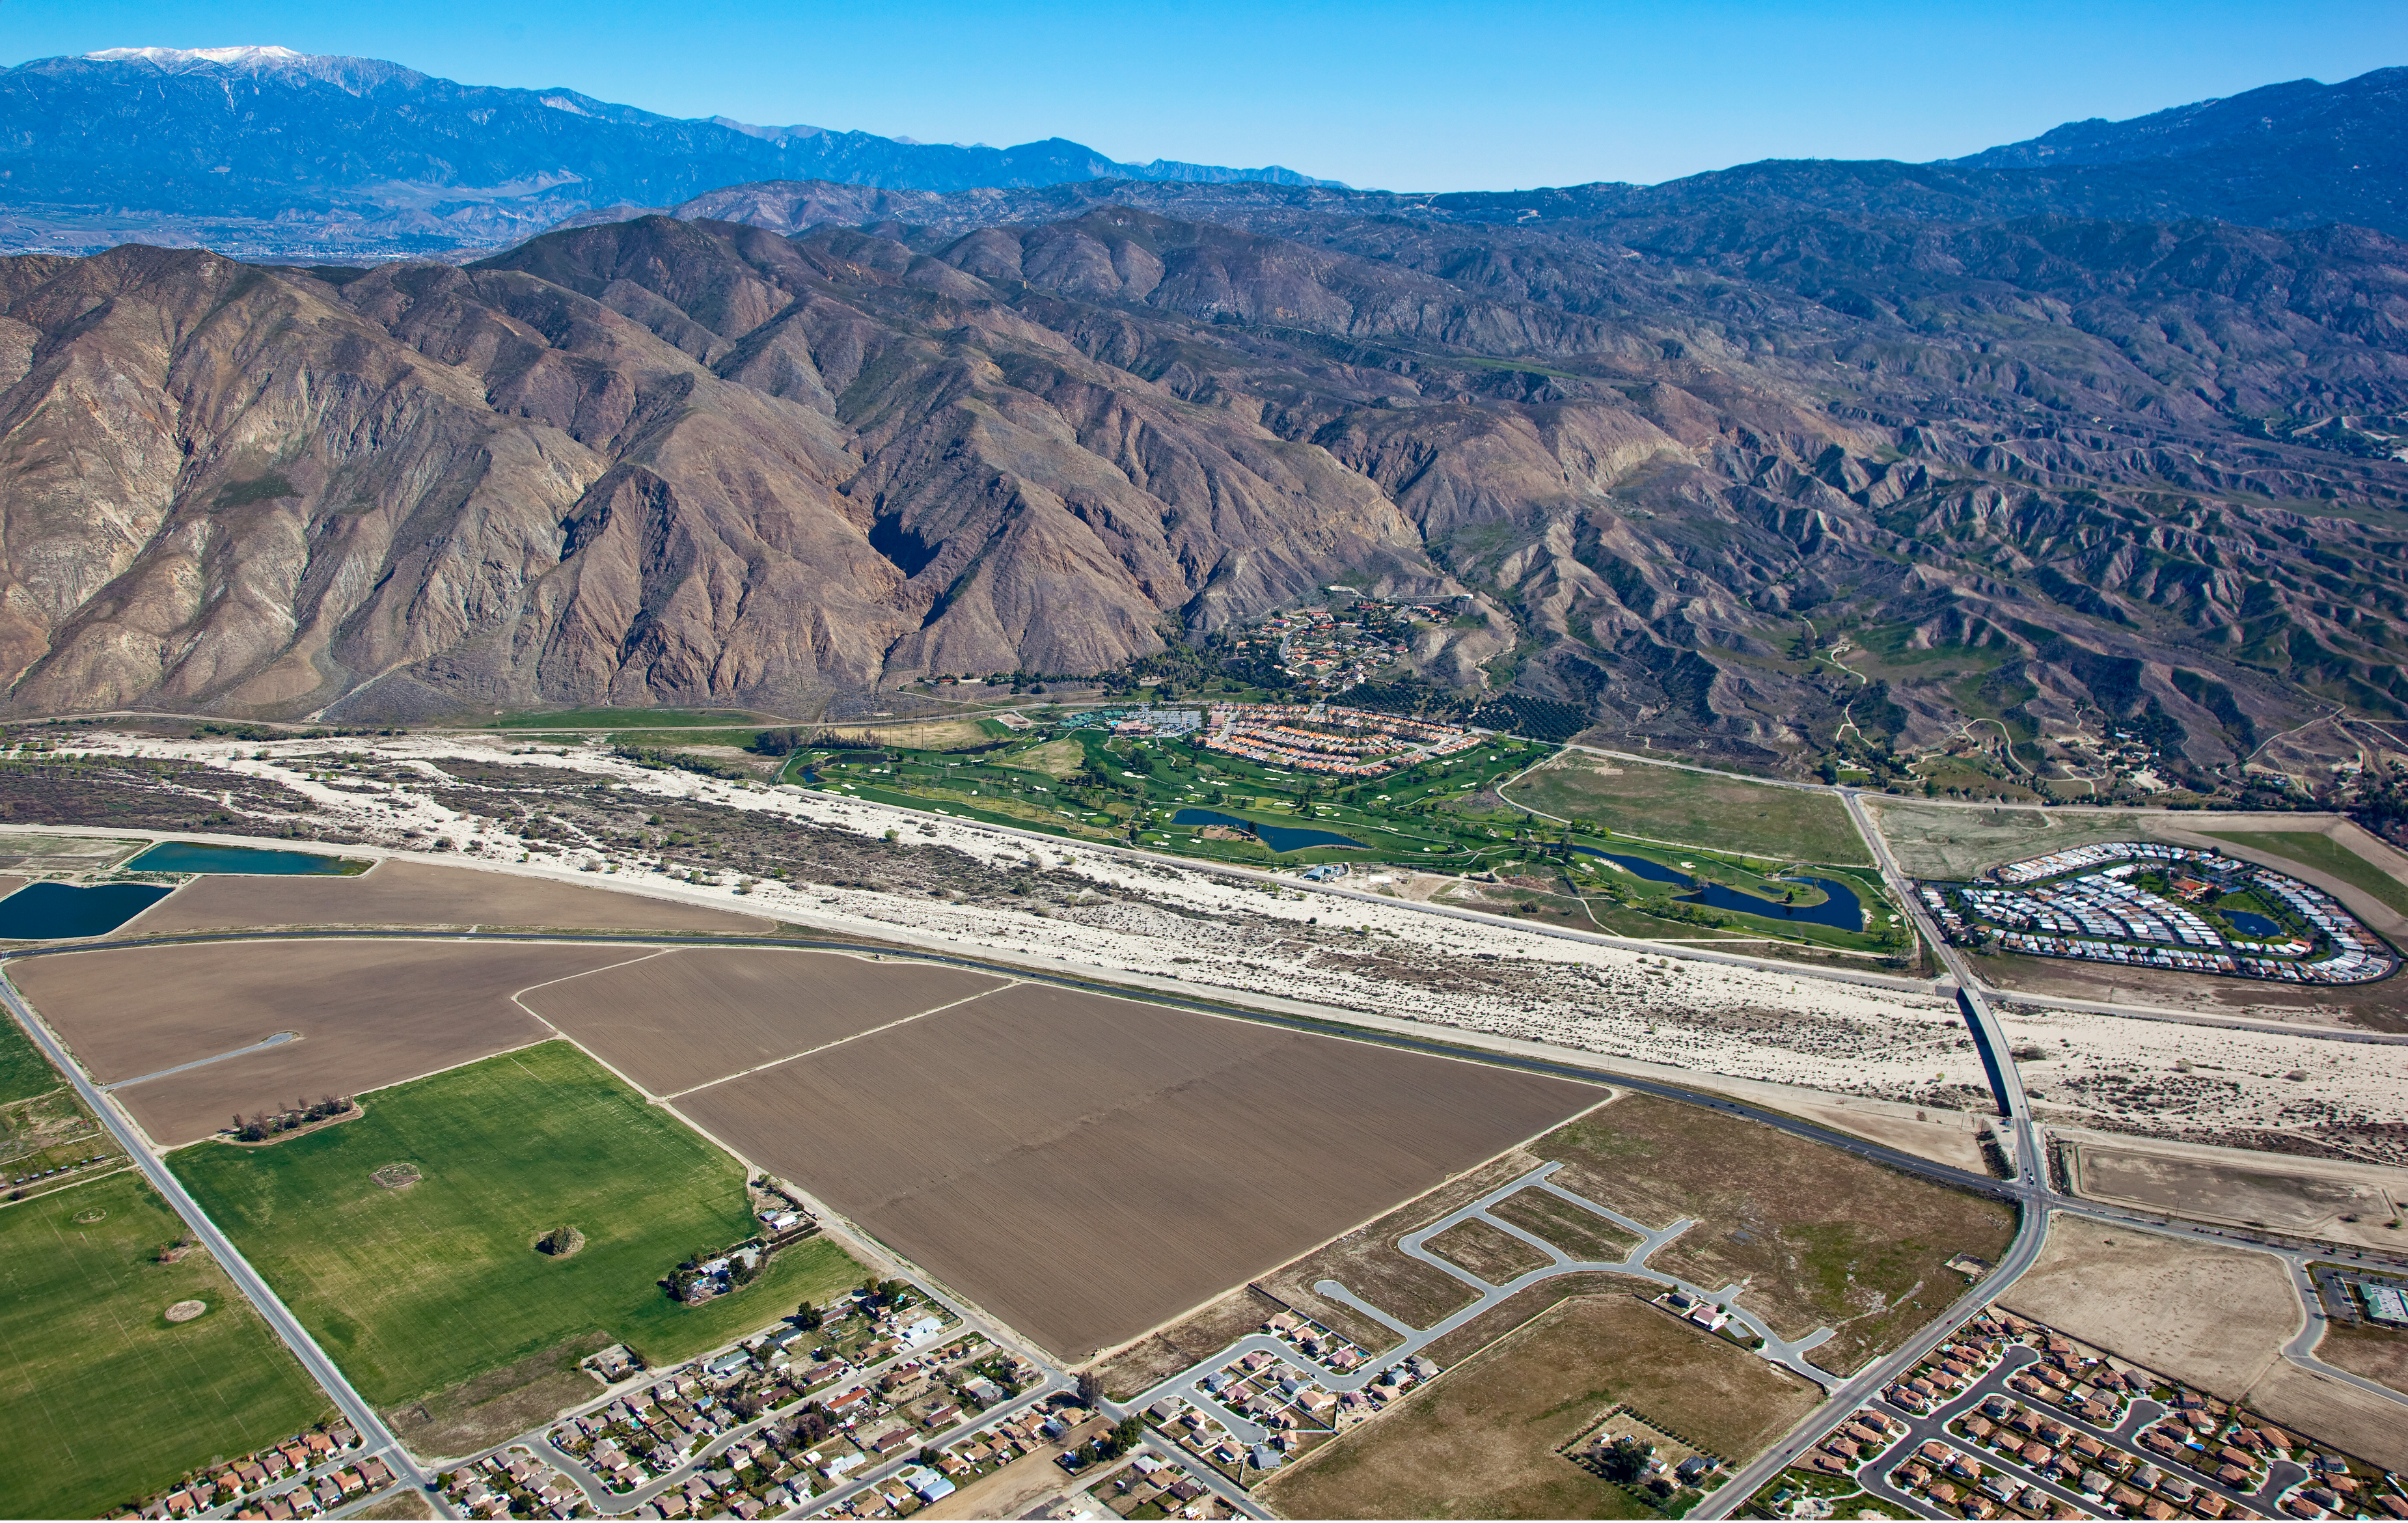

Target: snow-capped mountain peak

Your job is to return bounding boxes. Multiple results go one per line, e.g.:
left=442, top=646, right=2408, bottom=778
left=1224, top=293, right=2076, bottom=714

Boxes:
left=83, top=45, right=309, bottom=71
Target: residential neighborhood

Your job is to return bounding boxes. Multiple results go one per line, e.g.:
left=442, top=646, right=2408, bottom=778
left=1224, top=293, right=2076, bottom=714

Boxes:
left=1922, top=844, right=2397, bottom=984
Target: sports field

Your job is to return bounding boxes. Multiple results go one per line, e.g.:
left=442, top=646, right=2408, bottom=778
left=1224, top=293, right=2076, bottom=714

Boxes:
left=673, top=981, right=1601, bottom=1359
left=169, top=1040, right=862, bottom=1409
left=0, top=1170, right=329, bottom=1518
left=522, top=948, right=1006, bottom=1097
left=125, top=858, right=778, bottom=937
left=12, top=940, right=638, bottom=1144
left=1260, top=1293, right=1818, bottom=1518
left=1504, top=754, right=1870, bottom=864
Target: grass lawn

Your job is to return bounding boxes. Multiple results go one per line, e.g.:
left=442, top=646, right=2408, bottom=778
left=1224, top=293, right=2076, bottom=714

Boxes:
left=1259, top=1293, right=1817, bottom=1518
left=2202, top=830, right=2408, bottom=918
left=0, top=1171, right=329, bottom=1518
left=1505, top=755, right=1871, bottom=865
left=0, top=1006, right=62, bottom=1105
left=170, top=1040, right=862, bottom=1408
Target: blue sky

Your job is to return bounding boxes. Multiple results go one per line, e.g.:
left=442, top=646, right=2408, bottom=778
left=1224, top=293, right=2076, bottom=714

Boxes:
left=10, top=1, right=2405, bottom=190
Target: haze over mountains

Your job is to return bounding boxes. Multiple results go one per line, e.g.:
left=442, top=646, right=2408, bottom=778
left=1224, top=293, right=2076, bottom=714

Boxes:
left=0, top=49, right=2403, bottom=784
left=0, top=46, right=1343, bottom=261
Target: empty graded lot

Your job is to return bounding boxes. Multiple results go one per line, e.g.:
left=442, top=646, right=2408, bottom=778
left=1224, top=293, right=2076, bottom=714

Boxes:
left=2000, top=1217, right=2297, bottom=1394
left=674, top=981, right=1600, bottom=1360
left=520, top=948, right=1006, bottom=1097
left=0, top=1170, right=330, bottom=1518
left=1863, top=802, right=2167, bottom=881
left=122, top=858, right=778, bottom=937
left=1503, top=753, right=1870, bottom=864
left=2316, top=1320, right=2408, bottom=1396
left=171, top=1040, right=861, bottom=1438
left=1118, top=1147, right=1567, bottom=1386
left=9, top=940, right=639, bottom=1144
left=1529, top=1093, right=2019, bottom=1375
left=2074, top=1144, right=2396, bottom=1237
left=1259, top=1292, right=1818, bottom=1519
left=1424, top=1217, right=1554, bottom=1284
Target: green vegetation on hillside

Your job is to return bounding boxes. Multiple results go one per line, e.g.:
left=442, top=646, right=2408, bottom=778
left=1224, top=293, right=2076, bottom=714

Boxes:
left=2201, top=830, right=2408, bottom=917
left=0, top=1172, right=329, bottom=1517
left=172, top=1041, right=862, bottom=1406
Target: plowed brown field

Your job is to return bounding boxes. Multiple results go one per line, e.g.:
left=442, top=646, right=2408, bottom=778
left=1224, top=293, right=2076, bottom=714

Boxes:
left=521, top=948, right=1006, bottom=1096
left=674, top=981, right=1600, bottom=1360
left=10, top=940, right=640, bottom=1144
left=120, top=858, right=776, bottom=937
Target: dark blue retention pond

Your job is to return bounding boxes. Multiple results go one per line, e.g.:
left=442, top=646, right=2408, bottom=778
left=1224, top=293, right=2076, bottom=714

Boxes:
left=1682, top=875, right=1865, bottom=933
left=125, top=842, right=358, bottom=875
left=2223, top=909, right=2282, bottom=939
left=0, top=882, right=172, bottom=939
left=1171, top=808, right=1366, bottom=854
left=1572, top=847, right=1865, bottom=931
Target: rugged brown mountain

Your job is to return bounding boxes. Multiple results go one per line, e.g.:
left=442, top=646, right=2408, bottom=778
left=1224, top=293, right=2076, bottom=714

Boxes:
left=1, top=197, right=2404, bottom=792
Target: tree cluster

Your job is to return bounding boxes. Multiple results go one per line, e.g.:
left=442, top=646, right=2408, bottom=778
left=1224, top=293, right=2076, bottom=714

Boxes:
left=229, top=1093, right=351, bottom=1142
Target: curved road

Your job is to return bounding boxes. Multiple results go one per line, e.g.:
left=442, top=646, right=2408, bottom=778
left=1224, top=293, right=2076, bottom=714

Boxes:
left=1699, top=788, right=2407, bottom=1518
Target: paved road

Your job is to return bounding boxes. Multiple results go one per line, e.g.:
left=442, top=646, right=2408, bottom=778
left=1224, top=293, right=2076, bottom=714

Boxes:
left=0, top=970, right=458, bottom=1519
left=1984, top=986, right=2408, bottom=1045
left=474, top=1263, right=1075, bottom=1521
left=3, top=924, right=2019, bottom=1205
left=1699, top=789, right=2408, bottom=1517
left=1119, top=1161, right=1840, bottom=1457
left=1698, top=791, right=2057, bottom=1518
left=1850, top=1341, right=2310, bottom=1519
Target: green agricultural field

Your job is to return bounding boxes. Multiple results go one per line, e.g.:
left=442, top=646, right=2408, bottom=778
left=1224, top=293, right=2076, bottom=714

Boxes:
left=1502, top=752, right=1872, bottom=864
left=2202, top=830, right=2408, bottom=918
left=0, top=1171, right=329, bottom=1518
left=0, top=1004, right=62, bottom=1104
left=171, top=1041, right=862, bottom=1408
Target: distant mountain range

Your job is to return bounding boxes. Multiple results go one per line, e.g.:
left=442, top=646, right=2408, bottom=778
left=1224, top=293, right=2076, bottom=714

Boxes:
left=0, top=46, right=1343, bottom=260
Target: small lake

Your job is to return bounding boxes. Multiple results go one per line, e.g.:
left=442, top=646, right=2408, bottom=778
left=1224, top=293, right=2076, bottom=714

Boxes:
left=1683, top=875, right=1863, bottom=931
left=2224, top=909, right=2282, bottom=939
left=1171, top=808, right=1366, bottom=854
left=0, top=882, right=172, bottom=939
left=1571, top=849, right=1865, bottom=931
left=124, top=842, right=359, bottom=875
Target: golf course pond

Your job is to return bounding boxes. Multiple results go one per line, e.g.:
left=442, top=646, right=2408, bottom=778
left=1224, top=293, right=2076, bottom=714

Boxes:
left=1572, top=847, right=1865, bottom=931
left=1171, top=808, right=1367, bottom=854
